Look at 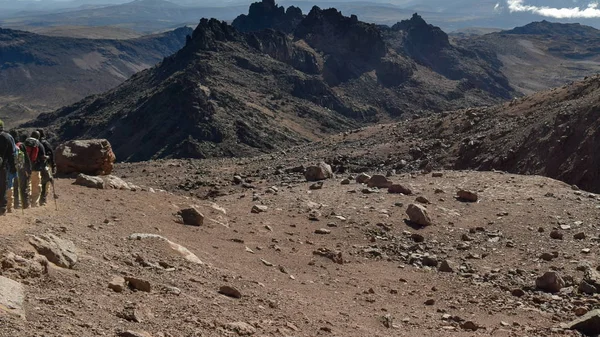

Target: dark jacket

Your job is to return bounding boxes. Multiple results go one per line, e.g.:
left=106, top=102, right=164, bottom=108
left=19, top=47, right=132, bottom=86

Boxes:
left=0, top=131, right=16, bottom=173
left=25, top=137, right=46, bottom=172
left=40, top=139, right=55, bottom=169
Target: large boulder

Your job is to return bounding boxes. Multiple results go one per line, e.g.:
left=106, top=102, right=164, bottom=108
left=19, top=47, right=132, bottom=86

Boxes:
left=55, top=139, right=116, bottom=175
left=304, top=162, right=333, bottom=181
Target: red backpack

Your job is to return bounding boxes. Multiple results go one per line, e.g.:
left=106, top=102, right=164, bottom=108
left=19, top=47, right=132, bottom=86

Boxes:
left=24, top=138, right=39, bottom=164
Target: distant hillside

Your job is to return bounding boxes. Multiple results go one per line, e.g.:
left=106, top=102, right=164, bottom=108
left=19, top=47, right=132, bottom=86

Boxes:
left=459, top=21, right=600, bottom=94
left=27, top=4, right=513, bottom=162
left=29, top=25, right=142, bottom=39
left=0, top=0, right=246, bottom=33
left=0, top=26, right=192, bottom=127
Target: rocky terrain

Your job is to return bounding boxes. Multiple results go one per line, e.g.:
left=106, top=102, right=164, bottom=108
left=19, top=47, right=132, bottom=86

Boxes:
left=28, top=3, right=515, bottom=162
left=2, top=139, right=600, bottom=336
left=458, top=21, right=600, bottom=94
left=0, top=26, right=192, bottom=127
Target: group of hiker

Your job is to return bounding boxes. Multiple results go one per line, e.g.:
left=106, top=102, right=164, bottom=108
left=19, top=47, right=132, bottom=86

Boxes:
left=0, top=119, right=56, bottom=216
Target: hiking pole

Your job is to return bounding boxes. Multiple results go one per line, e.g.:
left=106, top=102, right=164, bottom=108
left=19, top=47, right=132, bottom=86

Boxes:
left=51, top=178, right=58, bottom=211
left=16, top=173, right=24, bottom=215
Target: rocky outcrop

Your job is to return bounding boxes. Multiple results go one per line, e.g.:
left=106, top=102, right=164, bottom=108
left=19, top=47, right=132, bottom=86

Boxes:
left=29, top=234, right=78, bottom=269
left=388, top=13, right=512, bottom=99
left=294, top=7, right=386, bottom=86
left=55, top=139, right=116, bottom=175
left=233, top=0, right=303, bottom=34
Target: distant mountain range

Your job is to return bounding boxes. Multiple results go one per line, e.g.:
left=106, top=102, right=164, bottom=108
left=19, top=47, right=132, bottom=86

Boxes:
left=1, top=0, right=600, bottom=32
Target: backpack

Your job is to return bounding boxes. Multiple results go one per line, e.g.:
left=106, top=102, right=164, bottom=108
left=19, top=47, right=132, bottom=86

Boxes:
left=14, top=144, right=25, bottom=171
left=24, top=138, right=39, bottom=164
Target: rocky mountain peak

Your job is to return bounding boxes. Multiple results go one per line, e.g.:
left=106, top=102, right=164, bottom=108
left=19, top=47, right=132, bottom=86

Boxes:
left=232, top=0, right=304, bottom=34
left=185, top=18, right=241, bottom=51
left=294, top=6, right=386, bottom=61
left=392, top=13, right=450, bottom=50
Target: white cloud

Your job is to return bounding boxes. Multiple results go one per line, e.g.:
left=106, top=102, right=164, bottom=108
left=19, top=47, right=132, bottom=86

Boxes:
left=507, top=0, right=600, bottom=18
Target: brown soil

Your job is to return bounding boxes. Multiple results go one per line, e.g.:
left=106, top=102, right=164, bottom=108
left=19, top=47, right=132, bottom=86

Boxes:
left=1, top=156, right=598, bottom=336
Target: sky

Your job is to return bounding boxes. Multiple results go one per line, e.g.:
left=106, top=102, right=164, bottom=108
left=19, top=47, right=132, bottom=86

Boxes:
left=4, top=0, right=600, bottom=19
left=499, top=0, right=600, bottom=18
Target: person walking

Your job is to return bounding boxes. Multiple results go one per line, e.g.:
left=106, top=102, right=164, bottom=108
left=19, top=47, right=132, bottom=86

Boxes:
left=0, top=120, right=17, bottom=216
left=37, top=129, right=55, bottom=206
left=6, top=130, right=21, bottom=213
left=25, top=131, right=45, bottom=208
left=10, top=131, right=32, bottom=210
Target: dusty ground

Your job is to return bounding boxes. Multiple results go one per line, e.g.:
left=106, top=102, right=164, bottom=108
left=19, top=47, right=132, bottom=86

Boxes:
left=1, top=156, right=599, bottom=336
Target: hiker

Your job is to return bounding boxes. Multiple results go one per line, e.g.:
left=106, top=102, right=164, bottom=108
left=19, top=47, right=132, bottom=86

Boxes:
left=37, top=129, right=55, bottom=206
left=10, top=131, right=32, bottom=210
left=25, top=131, right=46, bottom=208
left=6, top=130, right=21, bottom=213
left=0, top=120, right=17, bottom=216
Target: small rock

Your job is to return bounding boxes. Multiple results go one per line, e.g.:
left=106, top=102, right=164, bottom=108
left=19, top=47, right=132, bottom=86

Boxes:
left=108, top=276, right=126, bottom=293
left=457, top=190, right=478, bottom=202
left=310, top=182, right=324, bottom=190
left=29, top=234, right=78, bottom=269
left=461, top=234, right=474, bottom=242
left=74, top=173, right=105, bottom=189
left=219, top=286, right=242, bottom=299
left=251, top=205, right=268, bottom=214
left=461, top=321, right=479, bottom=331
left=406, top=204, right=432, bottom=226
left=511, top=288, right=525, bottom=297
left=223, top=322, right=256, bottom=336
left=356, top=173, right=371, bottom=184
left=424, top=299, right=435, bottom=305
left=535, top=272, right=565, bottom=293
left=315, top=228, right=331, bottom=235
left=574, top=232, right=587, bottom=240
left=550, top=230, right=564, bottom=240
left=118, top=331, right=153, bottom=337
left=367, top=175, right=392, bottom=188
left=341, top=178, right=350, bottom=185
left=432, top=172, right=443, bottom=178
left=575, top=307, right=589, bottom=317
left=125, top=277, right=152, bottom=292
left=411, top=233, right=425, bottom=243
left=388, top=184, right=412, bottom=195
left=438, top=260, right=456, bottom=273
left=415, top=196, right=430, bottom=204
left=178, top=207, right=204, bottom=226
left=304, top=162, right=333, bottom=182
left=540, top=252, right=555, bottom=261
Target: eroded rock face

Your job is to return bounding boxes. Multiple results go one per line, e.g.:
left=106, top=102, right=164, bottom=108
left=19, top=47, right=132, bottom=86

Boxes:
left=55, top=139, right=115, bottom=175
